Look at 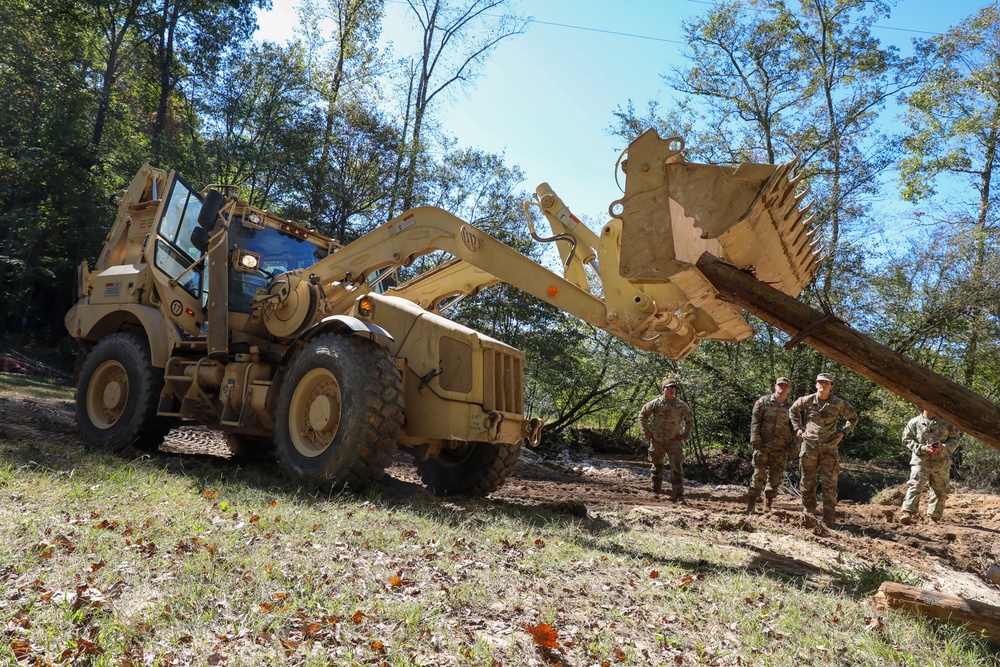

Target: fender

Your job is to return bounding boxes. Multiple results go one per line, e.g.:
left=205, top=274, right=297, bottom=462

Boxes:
left=279, top=315, right=395, bottom=368
left=66, top=303, right=171, bottom=368
left=302, top=314, right=394, bottom=342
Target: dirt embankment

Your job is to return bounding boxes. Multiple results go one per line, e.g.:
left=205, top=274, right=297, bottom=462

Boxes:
left=4, top=388, right=1000, bottom=606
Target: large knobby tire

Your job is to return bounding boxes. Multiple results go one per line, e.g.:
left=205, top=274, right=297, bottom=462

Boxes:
left=76, top=332, right=171, bottom=453
left=275, top=334, right=403, bottom=489
left=417, top=440, right=523, bottom=497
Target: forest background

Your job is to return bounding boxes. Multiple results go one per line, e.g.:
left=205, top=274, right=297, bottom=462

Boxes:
left=1, top=0, right=999, bottom=484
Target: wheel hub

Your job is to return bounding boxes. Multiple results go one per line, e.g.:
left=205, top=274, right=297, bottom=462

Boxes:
left=289, top=368, right=343, bottom=458
left=308, top=395, right=337, bottom=431
left=103, top=380, right=125, bottom=411
left=87, top=360, right=128, bottom=429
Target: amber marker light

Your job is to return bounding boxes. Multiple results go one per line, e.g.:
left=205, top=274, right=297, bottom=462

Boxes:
left=186, top=308, right=195, bottom=317
left=547, top=286, right=559, bottom=297
left=357, top=296, right=374, bottom=317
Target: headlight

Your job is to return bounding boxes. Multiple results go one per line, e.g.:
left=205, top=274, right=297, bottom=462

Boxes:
left=233, top=249, right=261, bottom=273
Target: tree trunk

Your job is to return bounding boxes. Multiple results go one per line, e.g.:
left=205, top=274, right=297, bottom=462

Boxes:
left=695, top=252, right=1000, bottom=449
left=152, top=0, right=181, bottom=149
left=873, top=581, right=1000, bottom=645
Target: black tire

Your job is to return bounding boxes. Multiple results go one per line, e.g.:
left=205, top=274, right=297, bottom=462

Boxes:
left=76, top=332, right=171, bottom=453
left=275, top=334, right=403, bottom=489
left=416, top=440, right=523, bottom=497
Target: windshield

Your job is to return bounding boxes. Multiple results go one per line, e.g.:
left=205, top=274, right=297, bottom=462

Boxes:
left=228, top=220, right=329, bottom=313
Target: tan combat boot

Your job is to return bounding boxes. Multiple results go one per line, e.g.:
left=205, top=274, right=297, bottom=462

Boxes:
left=764, top=497, right=774, bottom=512
left=745, top=495, right=757, bottom=514
left=823, top=507, right=836, bottom=528
left=899, top=512, right=913, bottom=525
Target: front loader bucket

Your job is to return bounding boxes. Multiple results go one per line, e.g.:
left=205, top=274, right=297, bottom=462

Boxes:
left=612, top=129, right=821, bottom=297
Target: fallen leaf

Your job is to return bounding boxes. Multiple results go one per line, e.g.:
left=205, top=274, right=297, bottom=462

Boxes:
left=650, top=571, right=660, bottom=579
left=352, top=610, right=365, bottom=624
left=389, top=576, right=402, bottom=587
left=523, top=622, right=560, bottom=649
left=865, top=615, right=885, bottom=631
left=10, top=641, right=31, bottom=658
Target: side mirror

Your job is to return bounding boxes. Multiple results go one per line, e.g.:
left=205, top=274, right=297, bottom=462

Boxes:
left=190, top=225, right=210, bottom=253
left=198, top=189, right=225, bottom=230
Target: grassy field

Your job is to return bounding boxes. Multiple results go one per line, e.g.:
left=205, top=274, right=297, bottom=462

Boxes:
left=0, top=376, right=996, bottom=666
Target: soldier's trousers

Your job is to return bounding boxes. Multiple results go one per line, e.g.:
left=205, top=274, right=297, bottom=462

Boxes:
left=748, top=448, right=789, bottom=499
left=649, top=439, right=684, bottom=496
left=901, top=463, right=949, bottom=520
left=799, top=441, right=840, bottom=511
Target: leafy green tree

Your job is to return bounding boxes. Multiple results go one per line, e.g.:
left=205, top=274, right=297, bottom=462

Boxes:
left=146, top=0, right=268, bottom=165
left=0, top=0, right=111, bottom=348
left=80, top=0, right=152, bottom=157
left=898, top=3, right=1000, bottom=391
left=198, top=41, right=312, bottom=207
left=298, top=0, right=386, bottom=228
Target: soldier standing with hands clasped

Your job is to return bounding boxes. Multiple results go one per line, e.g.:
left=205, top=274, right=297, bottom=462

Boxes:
left=745, top=377, right=798, bottom=514
left=789, top=373, right=858, bottom=527
left=899, top=409, right=960, bottom=524
left=640, top=378, right=694, bottom=503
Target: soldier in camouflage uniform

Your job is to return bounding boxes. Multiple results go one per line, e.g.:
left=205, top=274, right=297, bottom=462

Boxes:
left=789, top=372, right=858, bottom=527
left=745, top=377, right=797, bottom=514
left=899, top=410, right=960, bottom=524
left=639, top=378, right=694, bottom=502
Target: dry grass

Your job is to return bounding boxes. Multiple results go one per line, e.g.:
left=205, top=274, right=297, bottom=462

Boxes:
left=0, top=377, right=995, bottom=665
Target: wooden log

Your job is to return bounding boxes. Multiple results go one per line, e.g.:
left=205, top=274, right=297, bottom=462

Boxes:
left=873, top=581, right=1000, bottom=643
left=695, top=252, right=1000, bottom=450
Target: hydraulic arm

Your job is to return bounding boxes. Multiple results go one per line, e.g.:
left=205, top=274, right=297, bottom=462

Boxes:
left=253, top=129, right=819, bottom=361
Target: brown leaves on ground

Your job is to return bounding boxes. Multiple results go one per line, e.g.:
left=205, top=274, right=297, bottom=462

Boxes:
left=523, top=621, right=560, bottom=648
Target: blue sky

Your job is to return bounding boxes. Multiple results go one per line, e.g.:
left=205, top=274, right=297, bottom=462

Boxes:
left=255, top=0, right=979, bottom=226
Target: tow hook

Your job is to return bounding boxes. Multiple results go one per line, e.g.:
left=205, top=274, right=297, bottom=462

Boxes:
left=527, top=418, right=544, bottom=446
left=484, top=411, right=504, bottom=442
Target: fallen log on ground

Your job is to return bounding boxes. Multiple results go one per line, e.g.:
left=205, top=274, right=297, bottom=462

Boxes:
left=873, top=581, right=1000, bottom=643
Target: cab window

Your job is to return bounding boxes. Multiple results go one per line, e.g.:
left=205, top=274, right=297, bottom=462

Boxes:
left=154, top=176, right=206, bottom=298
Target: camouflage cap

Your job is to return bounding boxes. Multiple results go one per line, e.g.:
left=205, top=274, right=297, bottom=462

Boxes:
left=775, top=377, right=791, bottom=385
left=661, top=378, right=679, bottom=389
left=816, top=372, right=835, bottom=383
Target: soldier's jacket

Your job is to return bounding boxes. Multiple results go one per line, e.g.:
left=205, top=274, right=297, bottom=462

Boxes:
left=789, top=393, right=857, bottom=446
left=903, top=414, right=960, bottom=467
left=639, top=396, right=694, bottom=443
left=750, top=394, right=795, bottom=451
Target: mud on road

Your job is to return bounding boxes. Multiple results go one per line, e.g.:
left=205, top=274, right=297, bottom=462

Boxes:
left=4, top=388, right=1000, bottom=607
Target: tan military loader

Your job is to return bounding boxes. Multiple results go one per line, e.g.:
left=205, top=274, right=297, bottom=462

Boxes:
left=65, top=129, right=827, bottom=495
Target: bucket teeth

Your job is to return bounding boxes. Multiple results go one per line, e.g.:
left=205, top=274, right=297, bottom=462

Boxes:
left=711, top=161, right=821, bottom=295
